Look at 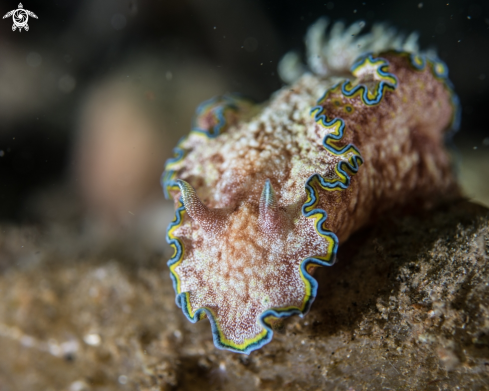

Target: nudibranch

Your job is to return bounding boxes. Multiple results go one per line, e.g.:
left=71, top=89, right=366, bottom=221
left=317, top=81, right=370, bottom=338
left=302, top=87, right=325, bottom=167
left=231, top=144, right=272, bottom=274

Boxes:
left=161, top=19, right=460, bottom=354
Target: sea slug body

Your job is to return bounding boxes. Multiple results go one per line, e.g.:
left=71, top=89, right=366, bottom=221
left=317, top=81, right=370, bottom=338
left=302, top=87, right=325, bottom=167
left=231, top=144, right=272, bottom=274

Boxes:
left=161, top=19, right=460, bottom=354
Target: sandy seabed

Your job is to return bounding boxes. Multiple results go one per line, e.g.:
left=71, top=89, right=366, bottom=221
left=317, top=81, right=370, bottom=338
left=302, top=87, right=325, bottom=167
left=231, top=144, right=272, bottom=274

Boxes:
left=0, top=197, right=488, bottom=391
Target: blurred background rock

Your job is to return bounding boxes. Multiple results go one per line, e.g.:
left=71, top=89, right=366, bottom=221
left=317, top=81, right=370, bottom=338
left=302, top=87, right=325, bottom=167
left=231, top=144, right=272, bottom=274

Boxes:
left=0, top=0, right=487, bottom=235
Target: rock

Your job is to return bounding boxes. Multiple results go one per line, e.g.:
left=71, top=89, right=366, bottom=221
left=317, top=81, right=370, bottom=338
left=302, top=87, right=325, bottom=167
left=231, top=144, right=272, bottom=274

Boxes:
left=0, top=200, right=488, bottom=390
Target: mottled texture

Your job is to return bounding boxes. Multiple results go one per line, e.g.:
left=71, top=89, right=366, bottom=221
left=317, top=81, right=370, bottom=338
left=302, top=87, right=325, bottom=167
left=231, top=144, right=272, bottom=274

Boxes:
left=163, top=48, right=460, bottom=352
left=0, top=201, right=488, bottom=390
left=309, top=52, right=458, bottom=241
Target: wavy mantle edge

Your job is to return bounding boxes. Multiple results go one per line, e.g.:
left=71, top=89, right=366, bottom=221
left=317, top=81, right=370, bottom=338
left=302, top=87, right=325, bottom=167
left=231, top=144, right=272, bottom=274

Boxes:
left=161, top=51, right=460, bottom=354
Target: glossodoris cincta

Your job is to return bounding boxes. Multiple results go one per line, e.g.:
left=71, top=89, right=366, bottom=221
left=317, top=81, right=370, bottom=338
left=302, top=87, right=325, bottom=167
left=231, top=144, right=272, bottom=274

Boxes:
left=161, top=19, right=460, bottom=354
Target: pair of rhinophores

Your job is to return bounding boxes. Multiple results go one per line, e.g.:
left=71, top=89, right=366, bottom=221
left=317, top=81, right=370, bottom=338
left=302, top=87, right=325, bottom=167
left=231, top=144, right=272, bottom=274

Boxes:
left=161, top=18, right=461, bottom=354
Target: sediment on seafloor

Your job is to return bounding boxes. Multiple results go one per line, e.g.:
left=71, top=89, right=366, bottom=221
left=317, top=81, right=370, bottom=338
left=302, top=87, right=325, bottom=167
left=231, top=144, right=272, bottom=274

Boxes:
left=0, top=199, right=487, bottom=390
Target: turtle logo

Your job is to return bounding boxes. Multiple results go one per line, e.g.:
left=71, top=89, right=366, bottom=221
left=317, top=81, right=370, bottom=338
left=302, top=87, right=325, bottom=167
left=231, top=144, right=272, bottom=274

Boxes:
left=3, top=3, right=37, bottom=32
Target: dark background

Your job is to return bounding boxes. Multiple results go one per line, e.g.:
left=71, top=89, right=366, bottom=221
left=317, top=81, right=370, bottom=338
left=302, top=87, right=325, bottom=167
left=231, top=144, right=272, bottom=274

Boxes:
left=0, top=0, right=487, bottom=221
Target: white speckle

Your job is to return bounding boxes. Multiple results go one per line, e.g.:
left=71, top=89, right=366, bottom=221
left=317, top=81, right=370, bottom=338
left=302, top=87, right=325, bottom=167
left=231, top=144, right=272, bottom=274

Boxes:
left=69, top=380, right=88, bottom=391
left=166, top=71, right=173, bottom=81
left=173, top=329, right=182, bottom=340
left=48, top=339, right=61, bottom=356
left=418, top=3, right=423, bottom=8
left=118, top=375, right=128, bottom=385
left=83, top=333, right=101, bottom=346
left=20, top=335, right=35, bottom=347
left=419, top=333, right=436, bottom=344
left=94, top=267, right=107, bottom=280
left=0, top=151, right=4, bottom=157
left=249, top=122, right=259, bottom=133
left=61, top=339, right=79, bottom=355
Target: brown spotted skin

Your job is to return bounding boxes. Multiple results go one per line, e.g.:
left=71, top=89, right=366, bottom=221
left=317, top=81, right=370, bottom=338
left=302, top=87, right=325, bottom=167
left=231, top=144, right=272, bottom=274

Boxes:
left=315, top=52, right=458, bottom=241
left=165, top=51, right=459, bottom=352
